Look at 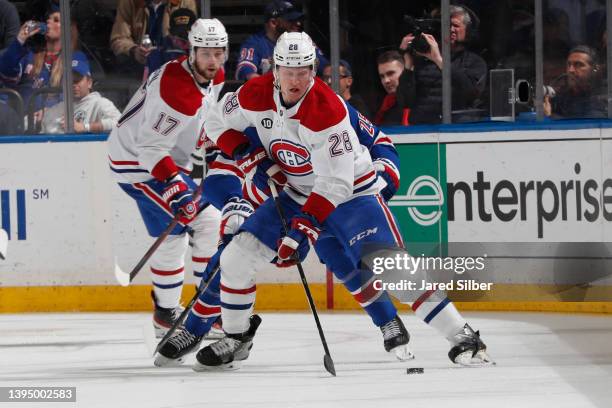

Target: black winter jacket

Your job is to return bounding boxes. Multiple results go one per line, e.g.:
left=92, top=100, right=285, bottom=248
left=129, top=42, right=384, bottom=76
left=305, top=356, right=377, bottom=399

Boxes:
left=397, top=48, right=487, bottom=124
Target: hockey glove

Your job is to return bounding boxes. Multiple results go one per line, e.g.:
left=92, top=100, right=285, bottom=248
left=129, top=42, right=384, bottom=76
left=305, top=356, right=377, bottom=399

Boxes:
left=374, top=159, right=400, bottom=201
left=220, top=197, right=254, bottom=243
left=277, top=212, right=321, bottom=266
left=162, top=173, right=199, bottom=222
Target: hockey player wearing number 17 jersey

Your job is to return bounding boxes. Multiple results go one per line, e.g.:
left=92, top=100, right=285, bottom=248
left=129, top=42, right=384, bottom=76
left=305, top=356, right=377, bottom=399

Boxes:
left=107, top=19, right=233, bottom=337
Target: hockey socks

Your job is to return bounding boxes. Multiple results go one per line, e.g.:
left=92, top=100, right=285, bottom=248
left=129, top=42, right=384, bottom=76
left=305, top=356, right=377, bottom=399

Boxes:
left=185, top=270, right=222, bottom=336
left=411, top=290, right=466, bottom=340
left=335, top=267, right=397, bottom=327
left=150, top=234, right=188, bottom=309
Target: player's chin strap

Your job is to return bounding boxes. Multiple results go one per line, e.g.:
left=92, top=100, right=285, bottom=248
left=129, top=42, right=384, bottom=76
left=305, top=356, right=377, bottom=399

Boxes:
left=267, top=179, right=336, bottom=377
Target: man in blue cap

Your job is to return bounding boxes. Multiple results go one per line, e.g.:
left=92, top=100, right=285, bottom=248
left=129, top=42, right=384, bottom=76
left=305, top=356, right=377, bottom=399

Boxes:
left=235, top=0, right=327, bottom=81
left=41, top=54, right=121, bottom=133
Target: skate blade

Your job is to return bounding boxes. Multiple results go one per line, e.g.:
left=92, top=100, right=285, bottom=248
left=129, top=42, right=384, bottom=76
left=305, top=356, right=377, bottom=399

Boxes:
left=192, top=360, right=242, bottom=372
left=391, top=344, right=415, bottom=361
left=454, top=350, right=496, bottom=367
left=153, top=353, right=186, bottom=367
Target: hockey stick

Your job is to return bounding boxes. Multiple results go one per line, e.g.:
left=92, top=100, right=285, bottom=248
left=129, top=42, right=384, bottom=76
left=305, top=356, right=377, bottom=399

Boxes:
left=0, top=229, right=8, bottom=260
left=114, top=188, right=205, bottom=287
left=267, top=180, right=336, bottom=376
left=154, top=264, right=221, bottom=356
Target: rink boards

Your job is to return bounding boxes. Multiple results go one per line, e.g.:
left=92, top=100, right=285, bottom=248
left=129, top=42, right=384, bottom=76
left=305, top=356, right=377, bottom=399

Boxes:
left=0, top=121, right=611, bottom=313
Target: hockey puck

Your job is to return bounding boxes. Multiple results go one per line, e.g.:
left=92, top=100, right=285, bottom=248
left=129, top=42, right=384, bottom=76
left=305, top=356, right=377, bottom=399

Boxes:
left=406, top=367, right=424, bottom=374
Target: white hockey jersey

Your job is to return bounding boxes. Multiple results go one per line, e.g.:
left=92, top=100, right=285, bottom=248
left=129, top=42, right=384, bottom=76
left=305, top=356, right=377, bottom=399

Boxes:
left=205, top=72, right=379, bottom=223
left=108, top=56, right=224, bottom=184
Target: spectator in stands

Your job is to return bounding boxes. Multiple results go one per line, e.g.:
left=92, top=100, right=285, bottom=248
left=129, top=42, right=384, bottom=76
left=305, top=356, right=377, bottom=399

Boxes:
left=397, top=5, right=487, bottom=124
left=322, top=59, right=371, bottom=119
left=110, top=0, right=197, bottom=75
left=0, top=10, right=86, bottom=130
left=235, top=0, right=328, bottom=81
left=144, top=7, right=196, bottom=79
left=544, top=45, right=606, bottom=119
left=0, top=0, right=20, bottom=56
left=374, top=50, right=406, bottom=126
left=41, top=54, right=120, bottom=134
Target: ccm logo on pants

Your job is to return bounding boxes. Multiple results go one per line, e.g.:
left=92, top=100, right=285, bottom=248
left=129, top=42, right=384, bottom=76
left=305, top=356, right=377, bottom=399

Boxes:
left=349, top=227, right=378, bottom=246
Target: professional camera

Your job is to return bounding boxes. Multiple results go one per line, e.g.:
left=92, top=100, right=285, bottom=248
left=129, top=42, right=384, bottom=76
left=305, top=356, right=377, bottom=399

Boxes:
left=403, top=15, right=441, bottom=54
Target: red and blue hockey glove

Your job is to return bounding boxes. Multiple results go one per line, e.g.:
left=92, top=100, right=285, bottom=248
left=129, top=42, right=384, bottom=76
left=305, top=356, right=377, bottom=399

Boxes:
left=220, top=197, right=254, bottom=243
left=162, top=174, right=199, bottom=223
left=277, top=212, right=321, bottom=266
left=374, top=159, right=400, bottom=201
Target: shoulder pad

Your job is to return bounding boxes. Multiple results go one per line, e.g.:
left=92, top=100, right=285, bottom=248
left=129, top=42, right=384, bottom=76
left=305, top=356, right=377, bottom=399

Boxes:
left=159, top=60, right=202, bottom=116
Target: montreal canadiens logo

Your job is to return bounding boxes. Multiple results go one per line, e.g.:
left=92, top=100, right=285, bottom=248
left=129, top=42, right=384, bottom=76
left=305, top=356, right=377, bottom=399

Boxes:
left=270, top=140, right=312, bottom=176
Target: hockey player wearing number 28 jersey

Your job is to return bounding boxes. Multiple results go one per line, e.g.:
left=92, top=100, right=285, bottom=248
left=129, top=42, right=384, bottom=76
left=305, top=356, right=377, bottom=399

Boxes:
left=197, top=31, right=406, bottom=370
left=107, top=19, right=235, bottom=337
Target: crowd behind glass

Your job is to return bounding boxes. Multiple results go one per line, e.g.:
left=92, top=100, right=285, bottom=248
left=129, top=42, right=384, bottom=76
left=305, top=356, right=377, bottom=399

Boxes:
left=0, top=0, right=608, bottom=135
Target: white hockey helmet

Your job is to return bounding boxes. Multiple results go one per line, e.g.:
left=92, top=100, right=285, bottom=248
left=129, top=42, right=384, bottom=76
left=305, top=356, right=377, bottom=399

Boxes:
left=188, top=18, right=228, bottom=63
left=273, top=32, right=316, bottom=69
left=189, top=18, right=228, bottom=48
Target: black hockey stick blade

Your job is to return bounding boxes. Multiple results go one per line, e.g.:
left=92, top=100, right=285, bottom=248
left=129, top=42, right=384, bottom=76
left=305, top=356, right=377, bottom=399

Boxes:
left=154, top=265, right=221, bottom=356
left=324, top=354, right=336, bottom=376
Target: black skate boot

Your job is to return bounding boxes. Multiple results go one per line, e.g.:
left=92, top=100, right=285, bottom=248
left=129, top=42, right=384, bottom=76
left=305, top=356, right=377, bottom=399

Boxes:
left=380, top=316, right=414, bottom=360
left=151, top=291, right=184, bottom=338
left=193, top=314, right=262, bottom=372
left=154, top=328, right=203, bottom=367
left=448, top=323, right=494, bottom=366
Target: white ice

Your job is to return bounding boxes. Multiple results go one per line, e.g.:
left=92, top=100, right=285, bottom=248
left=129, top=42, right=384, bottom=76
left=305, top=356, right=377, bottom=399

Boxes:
left=1, top=312, right=611, bottom=408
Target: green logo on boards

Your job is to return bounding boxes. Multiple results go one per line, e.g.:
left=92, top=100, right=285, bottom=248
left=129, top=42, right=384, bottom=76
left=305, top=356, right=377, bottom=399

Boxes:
left=388, top=144, right=448, bottom=249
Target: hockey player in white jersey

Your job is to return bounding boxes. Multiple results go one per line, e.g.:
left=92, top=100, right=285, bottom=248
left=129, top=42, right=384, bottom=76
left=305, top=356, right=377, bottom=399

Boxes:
left=194, top=31, right=407, bottom=370
left=108, top=18, right=234, bottom=337
left=196, top=31, right=492, bottom=370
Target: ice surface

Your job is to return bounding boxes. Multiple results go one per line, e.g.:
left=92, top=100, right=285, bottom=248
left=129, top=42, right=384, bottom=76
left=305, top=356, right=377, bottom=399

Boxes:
left=1, top=312, right=611, bottom=408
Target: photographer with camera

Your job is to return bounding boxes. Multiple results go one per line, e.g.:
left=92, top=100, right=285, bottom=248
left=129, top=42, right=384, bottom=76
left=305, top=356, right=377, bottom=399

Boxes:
left=543, top=45, right=606, bottom=119
left=397, top=5, right=487, bottom=124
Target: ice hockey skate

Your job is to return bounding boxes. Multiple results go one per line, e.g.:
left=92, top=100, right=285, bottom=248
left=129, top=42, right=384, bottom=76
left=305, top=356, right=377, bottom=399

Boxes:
left=380, top=316, right=414, bottom=360
left=448, top=323, right=495, bottom=366
left=193, top=314, right=262, bottom=372
left=154, top=328, right=203, bottom=367
left=151, top=291, right=185, bottom=338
